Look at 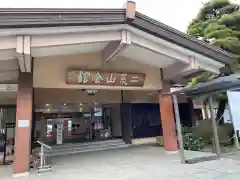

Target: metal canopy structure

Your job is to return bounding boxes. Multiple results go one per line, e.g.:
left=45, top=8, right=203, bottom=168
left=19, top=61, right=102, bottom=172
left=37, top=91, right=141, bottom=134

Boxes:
left=171, top=74, right=240, bottom=164
left=173, top=74, right=240, bottom=97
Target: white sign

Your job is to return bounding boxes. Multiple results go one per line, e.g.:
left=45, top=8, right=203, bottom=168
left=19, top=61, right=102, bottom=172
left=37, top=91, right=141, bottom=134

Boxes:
left=170, top=87, right=184, bottom=92
left=18, top=120, right=29, bottom=128
left=56, top=120, right=63, bottom=145
left=227, top=91, right=240, bottom=131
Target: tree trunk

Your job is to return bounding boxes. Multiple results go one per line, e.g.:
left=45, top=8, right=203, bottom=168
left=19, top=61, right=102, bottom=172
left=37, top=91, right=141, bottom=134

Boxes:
left=215, top=99, right=227, bottom=125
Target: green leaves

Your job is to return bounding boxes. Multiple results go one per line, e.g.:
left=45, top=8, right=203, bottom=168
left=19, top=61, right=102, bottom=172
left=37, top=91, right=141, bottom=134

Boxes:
left=218, top=4, right=239, bottom=15
left=186, top=0, right=240, bottom=85
left=183, top=133, right=205, bottom=151
left=219, top=11, right=240, bottom=30
left=211, top=0, right=231, bottom=9
left=214, top=37, right=240, bottom=53
left=189, top=72, right=212, bottom=86
left=187, top=20, right=205, bottom=38
left=204, top=23, right=232, bottom=39
left=197, top=0, right=231, bottom=20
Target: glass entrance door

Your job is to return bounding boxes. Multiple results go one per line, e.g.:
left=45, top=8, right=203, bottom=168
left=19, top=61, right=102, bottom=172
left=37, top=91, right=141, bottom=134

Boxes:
left=39, top=104, right=114, bottom=144
left=46, top=118, right=64, bottom=145
left=91, top=107, right=113, bottom=141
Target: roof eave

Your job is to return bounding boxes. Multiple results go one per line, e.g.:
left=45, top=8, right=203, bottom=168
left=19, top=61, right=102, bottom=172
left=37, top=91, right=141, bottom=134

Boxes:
left=0, top=8, right=236, bottom=64
left=132, top=11, right=235, bottom=64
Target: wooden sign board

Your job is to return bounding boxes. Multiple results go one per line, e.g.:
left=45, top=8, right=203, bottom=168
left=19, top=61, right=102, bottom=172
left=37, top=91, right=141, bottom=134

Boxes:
left=67, top=69, right=145, bottom=87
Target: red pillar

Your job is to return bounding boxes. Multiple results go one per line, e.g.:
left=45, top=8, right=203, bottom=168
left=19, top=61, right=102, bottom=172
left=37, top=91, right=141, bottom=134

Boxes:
left=13, top=72, right=33, bottom=176
left=159, top=82, right=178, bottom=152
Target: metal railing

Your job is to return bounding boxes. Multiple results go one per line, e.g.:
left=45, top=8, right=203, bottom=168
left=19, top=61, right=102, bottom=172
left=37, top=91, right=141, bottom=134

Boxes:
left=36, top=141, right=52, bottom=173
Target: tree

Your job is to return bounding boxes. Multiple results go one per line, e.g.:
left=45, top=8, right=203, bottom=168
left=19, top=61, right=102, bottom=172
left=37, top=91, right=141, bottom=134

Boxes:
left=187, top=0, right=240, bottom=123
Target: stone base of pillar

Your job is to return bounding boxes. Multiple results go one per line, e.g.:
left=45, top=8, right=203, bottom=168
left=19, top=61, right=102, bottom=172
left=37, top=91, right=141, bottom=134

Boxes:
left=13, top=172, right=29, bottom=178
left=165, top=150, right=179, bottom=154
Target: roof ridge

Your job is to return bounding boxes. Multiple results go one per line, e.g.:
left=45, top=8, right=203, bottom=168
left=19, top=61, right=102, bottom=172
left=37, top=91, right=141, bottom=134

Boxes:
left=0, top=8, right=125, bottom=13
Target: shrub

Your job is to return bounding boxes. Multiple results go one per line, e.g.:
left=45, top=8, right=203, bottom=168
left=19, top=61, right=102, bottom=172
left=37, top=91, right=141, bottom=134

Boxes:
left=183, top=133, right=205, bottom=151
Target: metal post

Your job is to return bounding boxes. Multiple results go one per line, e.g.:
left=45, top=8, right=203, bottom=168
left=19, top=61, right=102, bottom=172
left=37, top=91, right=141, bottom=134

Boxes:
left=40, top=145, right=44, bottom=169
left=172, top=94, right=185, bottom=163
left=3, top=124, right=8, bottom=164
left=208, top=96, right=221, bottom=156
left=227, top=102, right=240, bottom=150
left=120, top=90, right=125, bottom=142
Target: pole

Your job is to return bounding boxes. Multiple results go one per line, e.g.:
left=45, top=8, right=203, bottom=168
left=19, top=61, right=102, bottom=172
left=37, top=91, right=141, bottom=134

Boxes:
left=40, top=144, right=44, bottom=169
left=3, top=124, right=7, bottom=164
left=172, top=94, right=185, bottom=163
left=227, top=101, right=240, bottom=150
left=120, top=90, right=125, bottom=142
left=208, top=96, right=221, bottom=156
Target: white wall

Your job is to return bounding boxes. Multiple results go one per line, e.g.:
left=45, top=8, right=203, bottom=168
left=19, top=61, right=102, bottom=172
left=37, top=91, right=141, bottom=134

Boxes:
left=33, top=52, right=162, bottom=90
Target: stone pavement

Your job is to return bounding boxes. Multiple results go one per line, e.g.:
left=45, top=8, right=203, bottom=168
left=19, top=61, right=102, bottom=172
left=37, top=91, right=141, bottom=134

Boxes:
left=1, top=145, right=240, bottom=180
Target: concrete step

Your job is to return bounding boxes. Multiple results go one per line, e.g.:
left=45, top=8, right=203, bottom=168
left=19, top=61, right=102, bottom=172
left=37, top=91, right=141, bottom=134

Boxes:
left=45, top=141, right=126, bottom=154
left=44, top=139, right=124, bottom=151
left=47, top=143, right=130, bottom=156
left=44, top=139, right=128, bottom=156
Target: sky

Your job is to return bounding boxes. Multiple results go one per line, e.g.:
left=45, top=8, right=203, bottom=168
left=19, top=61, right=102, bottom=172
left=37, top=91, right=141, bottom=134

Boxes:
left=0, top=0, right=210, bottom=32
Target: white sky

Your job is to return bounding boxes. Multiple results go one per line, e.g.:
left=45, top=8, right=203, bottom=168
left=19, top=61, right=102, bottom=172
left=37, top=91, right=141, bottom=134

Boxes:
left=0, top=0, right=209, bottom=32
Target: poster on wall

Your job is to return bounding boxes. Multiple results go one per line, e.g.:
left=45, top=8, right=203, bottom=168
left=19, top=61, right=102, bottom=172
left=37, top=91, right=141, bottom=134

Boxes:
left=227, top=90, right=240, bottom=131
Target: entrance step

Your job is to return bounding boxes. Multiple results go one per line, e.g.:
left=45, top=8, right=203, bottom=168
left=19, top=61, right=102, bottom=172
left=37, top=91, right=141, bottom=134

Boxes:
left=44, top=139, right=129, bottom=156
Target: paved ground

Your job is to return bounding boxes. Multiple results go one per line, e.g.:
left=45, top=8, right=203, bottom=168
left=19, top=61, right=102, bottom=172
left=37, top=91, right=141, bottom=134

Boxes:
left=1, top=145, right=240, bottom=180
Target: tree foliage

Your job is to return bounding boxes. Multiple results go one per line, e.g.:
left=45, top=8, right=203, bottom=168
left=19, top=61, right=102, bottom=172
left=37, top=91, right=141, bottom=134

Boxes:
left=187, top=1, right=240, bottom=124
left=187, top=0, right=240, bottom=85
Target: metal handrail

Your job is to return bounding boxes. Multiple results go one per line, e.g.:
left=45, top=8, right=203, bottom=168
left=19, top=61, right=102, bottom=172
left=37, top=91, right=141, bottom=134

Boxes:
left=36, top=140, right=52, bottom=172
left=37, top=140, right=52, bottom=149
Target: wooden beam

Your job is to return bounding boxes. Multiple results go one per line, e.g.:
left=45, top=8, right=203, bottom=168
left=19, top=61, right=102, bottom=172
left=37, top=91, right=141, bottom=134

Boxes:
left=16, top=36, right=32, bottom=72
left=23, top=36, right=32, bottom=73
left=102, top=30, right=131, bottom=63
left=16, top=36, right=25, bottom=72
